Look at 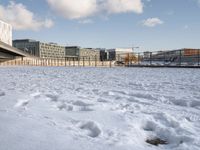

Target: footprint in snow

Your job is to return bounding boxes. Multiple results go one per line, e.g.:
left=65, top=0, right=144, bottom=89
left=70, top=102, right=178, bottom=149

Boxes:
left=0, top=91, right=5, bottom=97
left=78, top=121, right=101, bottom=138
left=72, top=100, right=94, bottom=111
left=45, top=94, right=59, bottom=102
left=189, top=100, right=200, bottom=109
left=97, top=98, right=108, bottom=103
left=56, top=103, right=73, bottom=111
left=72, top=100, right=93, bottom=106
left=54, top=100, right=94, bottom=112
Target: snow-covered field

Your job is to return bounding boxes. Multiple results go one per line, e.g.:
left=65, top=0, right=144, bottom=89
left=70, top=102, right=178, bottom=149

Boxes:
left=0, top=66, right=200, bottom=150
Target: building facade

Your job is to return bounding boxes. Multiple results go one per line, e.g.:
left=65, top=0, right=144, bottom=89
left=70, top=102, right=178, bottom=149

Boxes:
left=65, top=46, right=80, bottom=59
left=13, top=39, right=65, bottom=58
left=150, top=48, right=200, bottom=63
left=40, top=42, right=65, bottom=58
left=13, top=39, right=40, bottom=56
left=79, top=48, right=100, bottom=60
left=99, top=49, right=108, bottom=61
left=0, top=20, right=12, bottom=46
left=13, top=39, right=103, bottom=60
left=107, top=48, right=133, bottom=60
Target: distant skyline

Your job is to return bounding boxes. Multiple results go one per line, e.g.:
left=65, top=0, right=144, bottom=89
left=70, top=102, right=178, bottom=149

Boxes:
left=1, top=0, right=200, bottom=52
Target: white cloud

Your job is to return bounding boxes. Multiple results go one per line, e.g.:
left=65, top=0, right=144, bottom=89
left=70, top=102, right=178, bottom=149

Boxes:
left=142, top=17, right=163, bottom=27
left=105, top=0, right=143, bottom=14
left=46, top=0, right=143, bottom=20
left=47, top=0, right=98, bottom=19
left=0, top=1, right=54, bottom=31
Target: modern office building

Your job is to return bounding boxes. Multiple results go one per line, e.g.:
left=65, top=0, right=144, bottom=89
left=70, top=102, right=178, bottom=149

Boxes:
left=65, top=46, right=80, bottom=59
left=40, top=42, right=65, bottom=58
left=0, top=20, right=12, bottom=46
left=13, top=39, right=102, bottom=60
left=99, top=49, right=108, bottom=61
left=143, top=51, right=152, bottom=60
left=79, top=48, right=100, bottom=60
left=183, top=48, right=200, bottom=56
left=13, top=39, right=66, bottom=58
left=150, top=48, right=200, bottom=63
left=13, top=39, right=40, bottom=56
left=65, top=47, right=101, bottom=60
left=107, top=48, right=133, bottom=60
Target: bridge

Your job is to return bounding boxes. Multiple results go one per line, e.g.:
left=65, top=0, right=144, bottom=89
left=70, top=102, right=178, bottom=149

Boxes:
left=0, top=41, right=33, bottom=59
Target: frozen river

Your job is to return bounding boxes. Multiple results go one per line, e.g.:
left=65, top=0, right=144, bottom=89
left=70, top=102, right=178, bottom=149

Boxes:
left=0, top=67, right=200, bottom=150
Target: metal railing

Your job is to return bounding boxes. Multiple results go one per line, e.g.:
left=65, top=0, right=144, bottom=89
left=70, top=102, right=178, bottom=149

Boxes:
left=115, top=49, right=200, bottom=68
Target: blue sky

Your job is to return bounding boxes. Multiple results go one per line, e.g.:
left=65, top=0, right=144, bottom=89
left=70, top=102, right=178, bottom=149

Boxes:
left=0, top=0, right=200, bottom=51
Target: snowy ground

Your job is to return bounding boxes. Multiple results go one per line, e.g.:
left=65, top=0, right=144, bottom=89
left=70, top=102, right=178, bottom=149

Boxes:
left=0, top=66, right=200, bottom=150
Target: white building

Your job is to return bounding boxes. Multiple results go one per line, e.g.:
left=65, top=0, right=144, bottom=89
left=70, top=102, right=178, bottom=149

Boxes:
left=0, top=20, right=12, bottom=46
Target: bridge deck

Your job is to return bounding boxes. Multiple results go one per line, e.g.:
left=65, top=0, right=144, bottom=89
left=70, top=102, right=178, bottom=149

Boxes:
left=0, top=41, right=34, bottom=58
